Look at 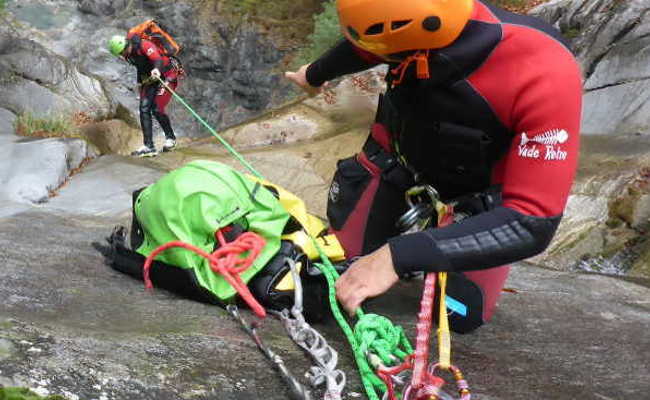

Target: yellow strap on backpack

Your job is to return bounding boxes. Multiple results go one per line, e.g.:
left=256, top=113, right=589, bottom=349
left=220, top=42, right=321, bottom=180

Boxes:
left=247, top=176, right=346, bottom=262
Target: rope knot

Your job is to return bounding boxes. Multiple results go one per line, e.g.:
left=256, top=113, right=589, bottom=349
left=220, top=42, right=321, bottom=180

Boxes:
left=354, top=314, right=412, bottom=367
left=142, top=228, right=267, bottom=317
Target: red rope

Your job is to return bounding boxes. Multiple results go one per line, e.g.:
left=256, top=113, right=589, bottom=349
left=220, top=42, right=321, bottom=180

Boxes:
left=142, top=229, right=268, bottom=318
left=410, top=272, right=438, bottom=391
left=378, top=203, right=471, bottom=400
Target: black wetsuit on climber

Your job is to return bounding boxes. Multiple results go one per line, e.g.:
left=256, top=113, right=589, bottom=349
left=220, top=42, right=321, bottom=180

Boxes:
left=308, top=0, right=583, bottom=332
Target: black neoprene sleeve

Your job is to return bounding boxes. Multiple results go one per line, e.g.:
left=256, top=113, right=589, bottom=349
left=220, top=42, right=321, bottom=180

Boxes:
left=306, top=39, right=378, bottom=87
left=388, top=206, right=562, bottom=274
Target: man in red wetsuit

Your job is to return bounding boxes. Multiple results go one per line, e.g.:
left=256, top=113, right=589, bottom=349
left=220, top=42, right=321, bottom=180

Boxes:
left=286, top=0, right=583, bottom=332
left=108, top=34, right=179, bottom=157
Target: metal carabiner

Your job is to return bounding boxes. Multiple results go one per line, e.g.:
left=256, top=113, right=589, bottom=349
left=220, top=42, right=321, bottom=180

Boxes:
left=396, top=185, right=440, bottom=234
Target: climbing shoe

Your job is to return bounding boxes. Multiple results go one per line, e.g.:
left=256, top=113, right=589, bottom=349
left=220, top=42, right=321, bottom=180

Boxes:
left=131, top=145, right=158, bottom=157
left=162, top=138, right=176, bottom=152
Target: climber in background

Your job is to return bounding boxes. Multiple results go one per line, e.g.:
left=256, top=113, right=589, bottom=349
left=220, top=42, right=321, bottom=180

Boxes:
left=108, top=20, right=184, bottom=157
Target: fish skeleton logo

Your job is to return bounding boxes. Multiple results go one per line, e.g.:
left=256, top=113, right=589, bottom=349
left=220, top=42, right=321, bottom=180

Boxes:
left=521, top=129, right=569, bottom=146
left=518, top=129, right=569, bottom=161
left=146, top=48, right=154, bottom=55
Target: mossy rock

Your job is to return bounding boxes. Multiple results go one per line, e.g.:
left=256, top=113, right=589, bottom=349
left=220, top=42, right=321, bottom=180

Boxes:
left=0, top=387, right=67, bottom=400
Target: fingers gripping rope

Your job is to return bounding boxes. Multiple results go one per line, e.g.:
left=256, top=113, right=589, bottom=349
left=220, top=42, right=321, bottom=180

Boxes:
left=277, top=257, right=346, bottom=400
left=378, top=200, right=471, bottom=400
left=314, top=258, right=413, bottom=400
left=142, top=229, right=267, bottom=318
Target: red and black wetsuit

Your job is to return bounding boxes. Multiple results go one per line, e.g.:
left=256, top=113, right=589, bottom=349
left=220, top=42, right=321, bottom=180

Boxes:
left=125, top=36, right=179, bottom=147
left=308, top=0, right=583, bottom=331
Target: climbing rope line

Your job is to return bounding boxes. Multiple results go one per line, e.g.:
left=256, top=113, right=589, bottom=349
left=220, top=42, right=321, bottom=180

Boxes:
left=156, top=77, right=263, bottom=179
left=312, top=253, right=413, bottom=400
left=379, top=201, right=471, bottom=400
left=150, top=79, right=471, bottom=400
left=154, top=79, right=418, bottom=399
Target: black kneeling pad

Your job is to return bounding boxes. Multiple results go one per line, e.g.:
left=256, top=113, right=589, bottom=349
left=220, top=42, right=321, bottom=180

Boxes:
left=434, top=272, right=485, bottom=334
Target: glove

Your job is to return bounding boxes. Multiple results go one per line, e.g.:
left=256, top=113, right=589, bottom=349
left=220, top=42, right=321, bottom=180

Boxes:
left=150, top=68, right=161, bottom=79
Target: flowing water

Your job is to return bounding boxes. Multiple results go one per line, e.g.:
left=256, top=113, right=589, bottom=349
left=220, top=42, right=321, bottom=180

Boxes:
left=572, top=244, right=639, bottom=275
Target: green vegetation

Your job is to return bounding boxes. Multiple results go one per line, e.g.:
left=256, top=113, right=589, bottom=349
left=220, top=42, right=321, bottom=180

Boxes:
left=218, top=0, right=322, bottom=45
left=0, top=387, right=67, bottom=400
left=0, top=0, right=5, bottom=11
left=14, top=112, right=78, bottom=139
left=562, top=27, right=582, bottom=39
left=293, top=0, right=341, bottom=67
left=494, top=0, right=527, bottom=8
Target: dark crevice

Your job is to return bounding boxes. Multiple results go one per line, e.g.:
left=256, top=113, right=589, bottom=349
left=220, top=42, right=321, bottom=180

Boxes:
left=584, top=13, right=643, bottom=79
left=585, top=76, right=650, bottom=92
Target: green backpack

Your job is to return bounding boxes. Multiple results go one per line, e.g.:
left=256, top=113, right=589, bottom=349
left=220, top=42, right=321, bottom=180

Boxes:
left=131, top=160, right=290, bottom=301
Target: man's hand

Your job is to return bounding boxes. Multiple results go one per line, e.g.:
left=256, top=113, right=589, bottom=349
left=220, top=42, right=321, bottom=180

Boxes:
left=150, top=68, right=161, bottom=79
left=335, top=244, right=399, bottom=316
left=284, top=64, right=327, bottom=97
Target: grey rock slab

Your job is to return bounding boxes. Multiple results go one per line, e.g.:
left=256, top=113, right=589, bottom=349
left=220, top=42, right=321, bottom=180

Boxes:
left=0, top=338, right=17, bottom=362
left=0, top=33, right=116, bottom=120
left=77, top=0, right=132, bottom=17
left=0, top=78, right=73, bottom=119
left=0, top=199, right=31, bottom=219
left=44, top=155, right=166, bottom=217
left=0, top=211, right=323, bottom=400
left=582, top=80, right=650, bottom=135
left=0, top=138, right=91, bottom=205
left=0, top=108, right=17, bottom=136
left=0, top=210, right=649, bottom=399
left=532, top=0, right=650, bottom=135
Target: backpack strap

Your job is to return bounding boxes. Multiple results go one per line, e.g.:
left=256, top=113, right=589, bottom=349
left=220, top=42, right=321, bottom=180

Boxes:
left=107, top=226, right=221, bottom=305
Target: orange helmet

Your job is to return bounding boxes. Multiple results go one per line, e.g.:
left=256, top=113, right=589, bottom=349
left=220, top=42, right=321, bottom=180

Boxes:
left=337, top=0, right=474, bottom=57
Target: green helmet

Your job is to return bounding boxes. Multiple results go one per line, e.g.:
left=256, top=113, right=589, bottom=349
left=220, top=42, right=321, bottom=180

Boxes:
left=108, top=35, right=127, bottom=57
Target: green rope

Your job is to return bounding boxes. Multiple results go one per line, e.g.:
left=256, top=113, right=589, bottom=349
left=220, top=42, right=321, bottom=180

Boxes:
left=156, top=77, right=264, bottom=179
left=160, top=77, right=413, bottom=399
left=355, top=314, right=412, bottom=366
left=314, top=257, right=412, bottom=400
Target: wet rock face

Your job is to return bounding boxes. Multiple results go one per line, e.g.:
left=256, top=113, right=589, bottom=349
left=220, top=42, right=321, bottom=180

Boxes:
left=531, top=0, right=650, bottom=135
left=0, top=35, right=115, bottom=120
left=530, top=135, right=650, bottom=277
left=69, top=0, right=293, bottom=138
left=1, top=210, right=649, bottom=400
left=77, top=0, right=133, bottom=16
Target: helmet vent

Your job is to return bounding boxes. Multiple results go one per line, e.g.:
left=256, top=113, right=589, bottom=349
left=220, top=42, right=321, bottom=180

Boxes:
left=391, top=20, right=412, bottom=30
left=422, top=16, right=442, bottom=32
left=365, top=23, right=384, bottom=35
